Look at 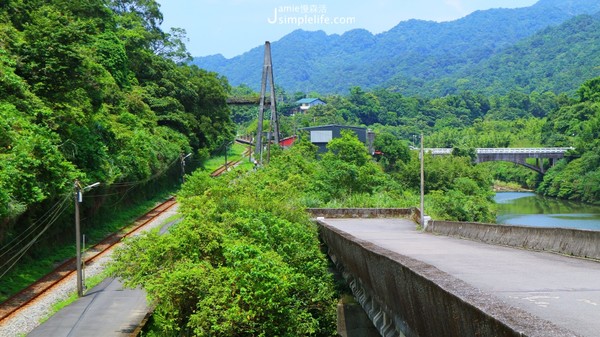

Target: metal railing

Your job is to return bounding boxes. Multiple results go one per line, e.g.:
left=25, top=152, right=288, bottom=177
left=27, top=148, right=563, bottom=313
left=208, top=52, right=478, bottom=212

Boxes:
left=421, top=147, right=574, bottom=155
left=475, top=147, right=574, bottom=154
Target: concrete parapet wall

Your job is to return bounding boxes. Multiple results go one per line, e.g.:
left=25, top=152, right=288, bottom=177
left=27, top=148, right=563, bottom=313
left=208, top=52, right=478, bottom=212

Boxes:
left=318, top=220, right=574, bottom=337
left=307, top=208, right=418, bottom=220
left=427, top=221, right=600, bottom=261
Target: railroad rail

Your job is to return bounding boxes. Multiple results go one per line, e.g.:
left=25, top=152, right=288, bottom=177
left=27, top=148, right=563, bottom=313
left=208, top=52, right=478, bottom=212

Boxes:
left=0, top=197, right=177, bottom=323
left=1, top=145, right=251, bottom=324
left=209, top=143, right=253, bottom=177
left=210, top=158, right=244, bottom=177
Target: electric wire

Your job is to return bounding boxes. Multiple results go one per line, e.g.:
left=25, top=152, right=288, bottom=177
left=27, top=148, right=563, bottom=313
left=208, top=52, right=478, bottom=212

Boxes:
left=0, top=198, right=68, bottom=277
left=110, top=155, right=181, bottom=188
left=0, top=194, right=70, bottom=269
left=0, top=193, right=71, bottom=260
left=0, top=155, right=180, bottom=258
left=0, top=194, right=71, bottom=279
left=0, top=153, right=182, bottom=279
left=106, top=155, right=182, bottom=206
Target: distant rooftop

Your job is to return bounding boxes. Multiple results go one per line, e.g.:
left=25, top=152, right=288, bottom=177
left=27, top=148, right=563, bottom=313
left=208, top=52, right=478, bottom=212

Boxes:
left=296, top=98, right=323, bottom=104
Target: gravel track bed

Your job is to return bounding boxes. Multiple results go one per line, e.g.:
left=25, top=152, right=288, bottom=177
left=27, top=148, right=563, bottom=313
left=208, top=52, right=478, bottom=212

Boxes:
left=0, top=204, right=180, bottom=336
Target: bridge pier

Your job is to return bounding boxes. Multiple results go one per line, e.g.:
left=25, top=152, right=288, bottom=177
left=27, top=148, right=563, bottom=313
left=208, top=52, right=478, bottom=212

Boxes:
left=337, top=295, right=381, bottom=337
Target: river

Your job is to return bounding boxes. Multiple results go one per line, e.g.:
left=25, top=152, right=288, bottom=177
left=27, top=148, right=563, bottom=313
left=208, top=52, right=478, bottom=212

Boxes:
left=495, top=192, right=600, bottom=231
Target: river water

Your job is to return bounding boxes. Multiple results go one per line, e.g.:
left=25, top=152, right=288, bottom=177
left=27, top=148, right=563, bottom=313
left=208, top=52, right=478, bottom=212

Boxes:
left=495, top=192, right=600, bottom=231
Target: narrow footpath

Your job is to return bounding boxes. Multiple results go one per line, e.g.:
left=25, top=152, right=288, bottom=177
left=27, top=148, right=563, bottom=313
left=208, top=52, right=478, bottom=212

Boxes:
left=27, top=278, right=148, bottom=337
left=0, top=204, right=180, bottom=337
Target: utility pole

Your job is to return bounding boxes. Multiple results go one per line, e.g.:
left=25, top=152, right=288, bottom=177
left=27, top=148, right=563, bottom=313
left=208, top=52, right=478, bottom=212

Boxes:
left=255, top=41, right=280, bottom=164
left=224, top=142, right=232, bottom=170
left=420, top=133, right=425, bottom=228
left=180, top=153, right=191, bottom=183
left=74, top=180, right=99, bottom=297
left=74, top=181, right=82, bottom=297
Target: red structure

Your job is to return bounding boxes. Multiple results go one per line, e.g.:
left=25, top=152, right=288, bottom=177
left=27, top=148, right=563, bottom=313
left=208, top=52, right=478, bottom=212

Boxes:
left=279, top=135, right=297, bottom=148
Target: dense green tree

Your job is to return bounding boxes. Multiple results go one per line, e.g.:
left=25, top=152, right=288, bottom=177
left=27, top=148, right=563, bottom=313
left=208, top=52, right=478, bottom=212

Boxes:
left=0, top=0, right=234, bottom=263
left=111, top=108, right=516, bottom=335
left=394, top=150, right=496, bottom=221
left=192, top=4, right=600, bottom=96
left=538, top=77, right=600, bottom=203
left=373, top=132, right=411, bottom=172
left=311, top=131, right=389, bottom=202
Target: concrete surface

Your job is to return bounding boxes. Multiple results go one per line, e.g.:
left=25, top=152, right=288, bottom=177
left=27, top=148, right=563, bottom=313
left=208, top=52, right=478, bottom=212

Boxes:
left=337, top=296, right=380, bottom=337
left=428, top=220, right=600, bottom=260
left=308, top=208, right=417, bottom=219
left=28, top=278, right=149, bottom=337
left=319, top=218, right=600, bottom=337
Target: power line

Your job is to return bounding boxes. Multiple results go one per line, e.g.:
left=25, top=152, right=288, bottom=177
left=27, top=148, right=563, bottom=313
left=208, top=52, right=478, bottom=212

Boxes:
left=0, top=194, right=71, bottom=279
left=0, top=193, right=70, bottom=259
left=110, top=155, right=181, bottom=188
left=0, top=153, right=182, bottom=279
left=106, top=155, right=182, bottom=206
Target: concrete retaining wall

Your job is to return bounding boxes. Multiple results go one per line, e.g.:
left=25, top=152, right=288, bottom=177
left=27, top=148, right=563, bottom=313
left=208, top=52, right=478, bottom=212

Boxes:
left=427, top=221, right=600, bottom=261
left=307, top=208, right=419, bottom=221
left=319, top=220, right=574, bottom=337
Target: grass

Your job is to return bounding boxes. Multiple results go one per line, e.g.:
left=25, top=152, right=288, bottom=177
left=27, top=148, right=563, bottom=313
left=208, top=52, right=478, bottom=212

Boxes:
left=0, top=191, right=175, bottom=303
left=202, top=142, right=252, bottom=172
left=0, top=146, right=250, bottom=304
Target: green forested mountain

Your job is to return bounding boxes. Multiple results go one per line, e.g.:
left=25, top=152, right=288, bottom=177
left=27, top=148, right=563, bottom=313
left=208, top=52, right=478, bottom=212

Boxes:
left=399, top=13, right=600, bottom=96
left=0, top=1, right=234, bottom=249
left=192, top=0, right=600, bottom=95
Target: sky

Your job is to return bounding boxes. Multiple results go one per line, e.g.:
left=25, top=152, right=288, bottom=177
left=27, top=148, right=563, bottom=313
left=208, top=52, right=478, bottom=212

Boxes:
left=157, top=0, right=539, bottom=58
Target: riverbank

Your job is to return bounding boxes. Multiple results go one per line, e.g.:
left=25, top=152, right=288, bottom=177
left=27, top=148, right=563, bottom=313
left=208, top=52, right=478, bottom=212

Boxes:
left=493, top=180, right=532, bottom=192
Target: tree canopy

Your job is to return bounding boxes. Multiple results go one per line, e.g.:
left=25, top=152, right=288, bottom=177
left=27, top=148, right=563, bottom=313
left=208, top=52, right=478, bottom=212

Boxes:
left=0, top=0, right=234, bottom=244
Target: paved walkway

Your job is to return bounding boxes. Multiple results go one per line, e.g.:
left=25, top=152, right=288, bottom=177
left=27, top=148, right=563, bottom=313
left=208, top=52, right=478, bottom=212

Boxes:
left=23, top=205, right=181, bottom=337
left=28, top=277, right=149, bottom=337
left=321, top=218, right=600, bottom=337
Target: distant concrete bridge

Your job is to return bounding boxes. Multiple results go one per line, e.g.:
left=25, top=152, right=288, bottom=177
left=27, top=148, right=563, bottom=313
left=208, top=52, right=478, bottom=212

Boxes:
left=423, top=147, right=574, bottom=174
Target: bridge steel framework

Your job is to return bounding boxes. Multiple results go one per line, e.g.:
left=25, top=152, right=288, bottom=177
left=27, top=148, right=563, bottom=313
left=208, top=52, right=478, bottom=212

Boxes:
left=425, top=148, right=573, bottom=174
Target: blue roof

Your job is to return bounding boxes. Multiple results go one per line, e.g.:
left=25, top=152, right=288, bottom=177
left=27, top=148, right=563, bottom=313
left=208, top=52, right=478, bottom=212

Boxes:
left=296, top=98, right=324, bottom=104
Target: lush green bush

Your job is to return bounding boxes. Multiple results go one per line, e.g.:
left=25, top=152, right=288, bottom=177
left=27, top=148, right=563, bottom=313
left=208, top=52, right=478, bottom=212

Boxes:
left=112, top=146, right=338, bottom=336
left=394, top=150, right=496, bottom=222
left=112, top=130, right=502, bottom=335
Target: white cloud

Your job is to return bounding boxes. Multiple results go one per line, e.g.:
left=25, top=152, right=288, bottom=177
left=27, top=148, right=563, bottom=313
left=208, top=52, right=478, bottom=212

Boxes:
left=444, top=0, right=467, bottom=15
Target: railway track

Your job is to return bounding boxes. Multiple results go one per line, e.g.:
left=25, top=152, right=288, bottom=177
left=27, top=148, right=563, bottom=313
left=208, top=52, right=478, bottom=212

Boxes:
left=210, top=158, right=244, bottom=177
left=0, top=197, right=177, bottom=323
left=1, top=145, right=249, bottom=325
left=210, top=144, right=252, bottom=177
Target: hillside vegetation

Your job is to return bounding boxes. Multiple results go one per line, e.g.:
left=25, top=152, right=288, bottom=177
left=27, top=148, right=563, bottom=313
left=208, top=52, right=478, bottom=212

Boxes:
left=111, top=130, right=500, bottom=335
left=0, top=0, right=234, bottom=271
left=406, top=13, right=600, bottom=96
left=193, top=0, right=600, bottom=95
